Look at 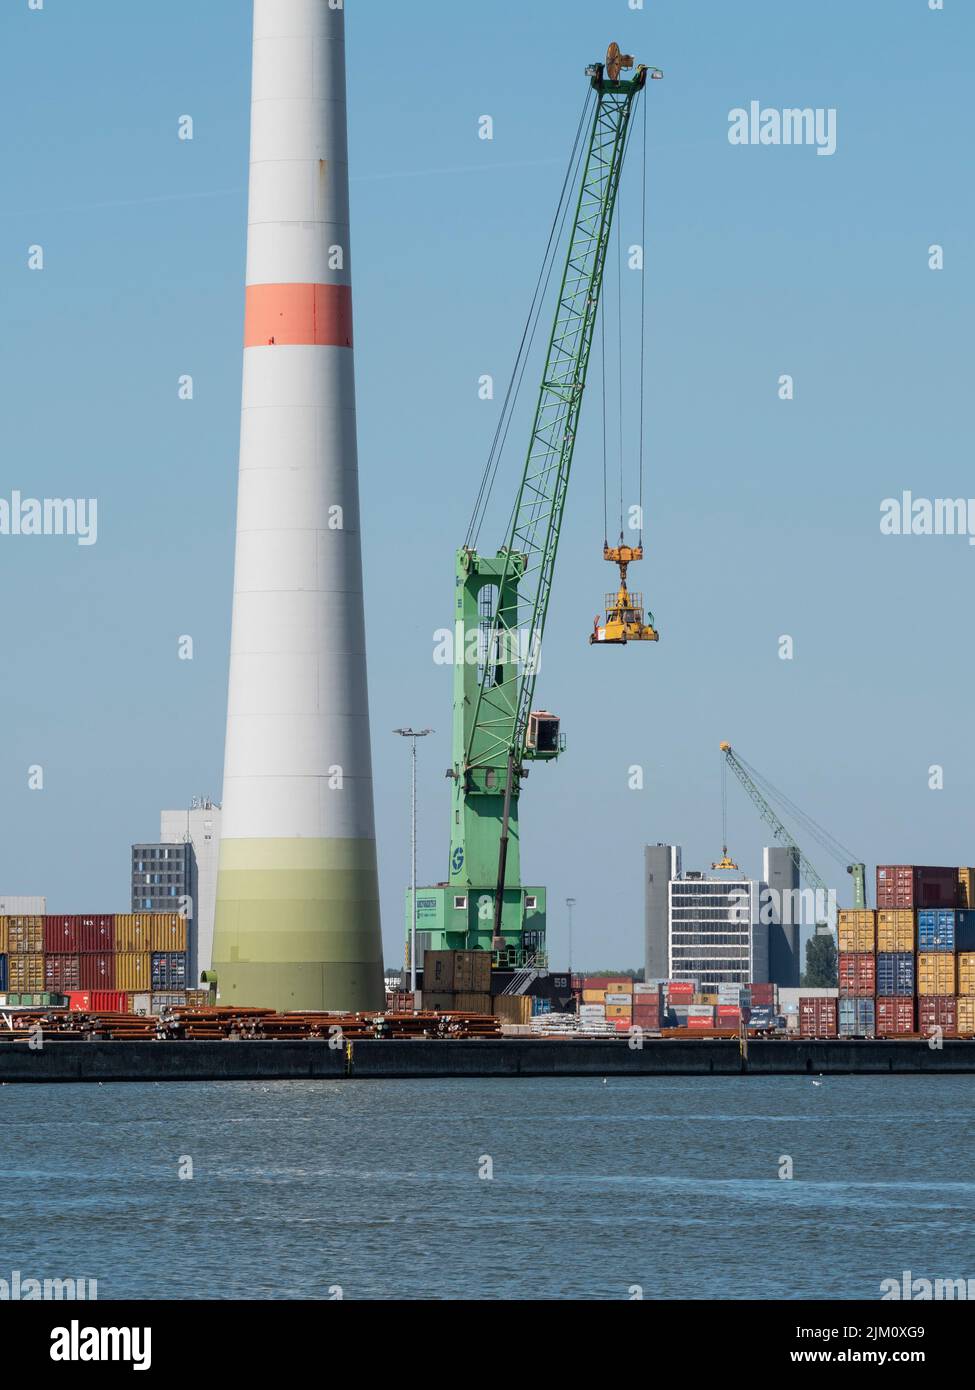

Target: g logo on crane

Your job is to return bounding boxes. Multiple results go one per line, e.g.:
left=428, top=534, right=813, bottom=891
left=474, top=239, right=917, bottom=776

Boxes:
left=451, top=846, right=464, bottom=873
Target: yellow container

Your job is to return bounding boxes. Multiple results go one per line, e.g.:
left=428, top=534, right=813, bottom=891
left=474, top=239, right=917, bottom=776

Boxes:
left=917, top=952, right=956, bottom=996
left=876, top=910, right=915, bottom=953
left=0, top=918, right=7, bottom=953
left=149, top=913, right=187, bottom=953
left=8, top=954, right=44, bottom=992
left=957, top=997, right=975, bottom=1035
left=837, top=909, right=876, bottom=953
left=115, top=952, right=151, bottom=992
left=957, top=868, right=975, bottom=909
left=957, top=954, right=975, bottom=997
left=5, top=917, right=44, bottom=954
left=114, top=915, right=154, bottom=952
left=581, top=989, right=605, bottom=1003
left=493, top=995, right=531, bottom=1025
left=605, top=1004, right=632, bottom=1019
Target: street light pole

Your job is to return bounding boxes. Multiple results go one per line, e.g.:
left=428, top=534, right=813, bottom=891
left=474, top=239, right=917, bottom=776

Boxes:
left=566, top=897, right=576, bottom=975
left=393, top=727, right=433, bottom=995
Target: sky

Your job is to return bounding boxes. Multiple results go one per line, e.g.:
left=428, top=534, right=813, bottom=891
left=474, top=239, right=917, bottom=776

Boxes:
left=0, top=0, right=971, bottom=972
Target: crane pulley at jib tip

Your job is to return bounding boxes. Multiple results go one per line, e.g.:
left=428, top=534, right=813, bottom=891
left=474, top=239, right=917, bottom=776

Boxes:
left=589, top=45, right=662, bottom=649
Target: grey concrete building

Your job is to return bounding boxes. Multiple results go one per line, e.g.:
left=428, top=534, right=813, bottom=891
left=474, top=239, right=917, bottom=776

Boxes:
left=644, top=844, right=680, bottom=982
left=763, top=846, right=801, bottom=987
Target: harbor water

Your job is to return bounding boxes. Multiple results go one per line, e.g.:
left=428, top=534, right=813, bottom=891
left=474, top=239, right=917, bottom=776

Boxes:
left=1, top=1075, right=972, bottom=1300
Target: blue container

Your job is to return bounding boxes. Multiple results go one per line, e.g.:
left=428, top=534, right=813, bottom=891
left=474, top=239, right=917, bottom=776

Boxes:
left=150, top=952, right=187, bottom=991
left=0, top=954, right=7, bottom=992
left=877, top=951, right=915, bottom=996
left=839, top=997, right=875, bottom=1037
left=956, top=909, right=975, bottom=952
left=917, top=908, right=956, bottom=952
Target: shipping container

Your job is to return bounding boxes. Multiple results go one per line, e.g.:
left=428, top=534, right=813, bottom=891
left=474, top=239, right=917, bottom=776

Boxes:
left=686, top=1015, right=714, bottom=1030
left=747, top=983, right=776, bottom=1005
left=149, top=912, right=187, bottom=954
left=876, top=909, right=915, bottom=953
left=838, top=952, right=876, bottom=997
left=916, top=908, right=957, bottom=952
left=578, top=1003, right=605, bottom=1017
left=423, top=950, right=492, bottom=995
left=77, top=915, right=116, bottom=953
left=581, top=977, right=631, bottom=992
left=917, top=996, right=957, bottom=1033
left=838, top=996, right=875, bottom=1038
left=686, top=1004, right=714, bottom=1019
left=115, top=952, right=151, bottom=993
left=113, top=914, right=155, bottom=953
left=150, top=951, right=187, bottom=991
left=0, top=920, right=6, bottom=955
left=5, top=992, right=65, bottom=1008
left=493, top=995, right=531, bottom=1025
left=875, top=996, right=915, bottom=1036
left=613, top=1017, right=632, bottom=1033
left=79, top=954, right=116, bottom=990
left=423, top=991, right=492, bottom=1013
left=43, top=915, right=81, bottom=954
left=604, top=991, right=632, bottom=1004
left=7, top=953, right=44, bottom=992
left=665, top=980, right=695, bottom=997
left=876, top=865, right=958, bottom=909
left=837, top=909, right=876, bottom=953
left=129, top=992, right=152, bottom=1016
left=604, top=1003, right=631, bottom=1019
left=151, top=992, right=187, bottom=1011
left=957, top=954, right=975, bottom=997
left=798, top=996, right=838, bottom=1038
left=0, top=955, right=6, bottom=992
left=66, top=990, right=130, bottom=1013
left=44, top=954, right=81, bottom=993
left=716, top=1005, right=741, bottom=1021
left=581, top=989, right=605, bottom=1003
left=957, top=997, right=975, bottom=1035
left=957, top=868, right=975, bottom=909
left=917, top=952, right=956, bottom=996
left=5, top=917, right=44, bottom=954
left=876, top=952, right=915, bottom=997
left=632, top=983, right=660, bottom=996
left=958, top=912, right=975, bottom=953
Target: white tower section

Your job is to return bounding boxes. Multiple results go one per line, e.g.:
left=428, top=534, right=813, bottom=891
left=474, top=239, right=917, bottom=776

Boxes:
left=212, top=0, right=383, bottom=1011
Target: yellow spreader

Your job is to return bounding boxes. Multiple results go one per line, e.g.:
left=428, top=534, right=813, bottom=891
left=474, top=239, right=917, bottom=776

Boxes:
left=589, top=543, right=659, bottom=645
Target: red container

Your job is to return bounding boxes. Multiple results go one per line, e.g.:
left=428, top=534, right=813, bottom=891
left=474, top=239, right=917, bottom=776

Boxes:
left=44, top=954, right=81, bottom=992
left=666, top=981, right=695, bottom=998
left=686, top=1015, right=713, bottom=1030
left=918, top=996, right=957, bottom=1033
left=716, top=1005, right=741, bottom=1020
left=613, top=1017, right=632, bottom=1033
left=798, top=997, right=838, bottom=1038
left=66, top=990, right=129, bottom=1014
left=876, top=996, right=915, bottom=1036
left=43, top=915, right=82, bottom=953
left=838, top=952, right=876, bottom=997
left=78, top=954, right=116, bottom=990
left=748, top=983, right=776, bottom=1005
left=77, top=914, right=116, bottom=953
left=876, top=866, right=958, bottom=910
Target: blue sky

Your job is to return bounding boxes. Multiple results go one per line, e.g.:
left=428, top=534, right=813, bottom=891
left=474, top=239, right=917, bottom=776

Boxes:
left=0, top=0, right=971, bottom=969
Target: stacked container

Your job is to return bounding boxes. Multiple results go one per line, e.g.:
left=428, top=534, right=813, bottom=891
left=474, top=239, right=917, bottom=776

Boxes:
left=6, top=916, right=44, bottom=994
left=632, top=983, right=662, bottom=1031
left=799, top=996, right=838, bottom=1038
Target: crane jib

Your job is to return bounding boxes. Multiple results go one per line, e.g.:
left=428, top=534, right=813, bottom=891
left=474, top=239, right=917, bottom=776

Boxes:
left=463, top=65, right=648, bottom=782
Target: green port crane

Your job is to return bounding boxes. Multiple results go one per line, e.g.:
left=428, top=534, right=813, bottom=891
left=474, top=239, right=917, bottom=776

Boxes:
left=718, top=742, right=867, bottom=910
left=406, top=44, right=661, bottom=972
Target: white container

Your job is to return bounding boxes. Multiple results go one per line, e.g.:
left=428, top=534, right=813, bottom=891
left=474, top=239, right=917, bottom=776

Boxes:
left=604, top=991, right=632, bottom=1004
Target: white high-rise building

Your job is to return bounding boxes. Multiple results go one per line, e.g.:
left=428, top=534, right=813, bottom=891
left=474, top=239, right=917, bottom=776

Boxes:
left=160, top=799, right=222, bottom=982
left=668, top=871, right=769, bottom=991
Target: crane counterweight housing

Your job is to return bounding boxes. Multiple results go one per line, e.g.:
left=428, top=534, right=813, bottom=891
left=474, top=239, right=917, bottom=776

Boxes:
left=405, top=45, right=659, bottom=976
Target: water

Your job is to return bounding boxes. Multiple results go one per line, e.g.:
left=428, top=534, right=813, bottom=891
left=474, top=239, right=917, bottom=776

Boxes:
left=1, top=1075, right=972, bottom=1299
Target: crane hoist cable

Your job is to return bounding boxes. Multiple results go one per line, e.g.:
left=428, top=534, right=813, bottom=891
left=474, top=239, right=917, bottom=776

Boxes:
left=465, top=89, right=595, bottom=551
left=712, top=751, right=739, bottom=870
